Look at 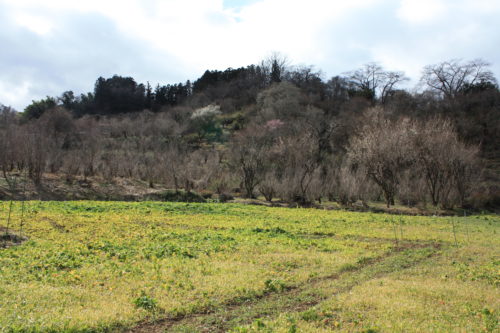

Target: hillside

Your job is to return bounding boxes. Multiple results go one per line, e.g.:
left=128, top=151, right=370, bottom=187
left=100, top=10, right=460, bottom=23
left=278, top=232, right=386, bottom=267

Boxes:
left=1, top=58, right=499, bottom=210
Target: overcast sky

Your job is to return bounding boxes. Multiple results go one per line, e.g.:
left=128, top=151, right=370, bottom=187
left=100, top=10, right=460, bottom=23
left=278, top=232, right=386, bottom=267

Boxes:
left=1, top=0, right=499, bottom=111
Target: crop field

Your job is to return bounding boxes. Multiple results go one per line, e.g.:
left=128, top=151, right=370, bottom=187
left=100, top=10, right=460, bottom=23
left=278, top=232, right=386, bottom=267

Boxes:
left=0, top=201, right=498, bottom=332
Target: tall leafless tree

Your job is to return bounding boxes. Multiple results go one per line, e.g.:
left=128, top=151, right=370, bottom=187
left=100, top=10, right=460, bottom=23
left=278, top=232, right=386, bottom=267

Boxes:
left=344, top=62, right=409, bottom=103
left=420, top=59, right=496, bottom=99
left=231, top=127, right=269, bottom=198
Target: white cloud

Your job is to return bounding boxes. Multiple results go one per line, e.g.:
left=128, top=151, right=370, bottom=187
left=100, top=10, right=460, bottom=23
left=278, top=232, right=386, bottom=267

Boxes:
left=0, top=80, right=32, bottom=107
left=14, top=14, right=53, bottom=35
left=397, top=0, right=446, bottom=23
left=0, top=0, right=499, bottom=110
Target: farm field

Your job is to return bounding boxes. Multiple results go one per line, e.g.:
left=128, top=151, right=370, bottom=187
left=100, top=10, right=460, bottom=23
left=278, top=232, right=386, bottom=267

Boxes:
left=0, top=201, right=498, bottom=332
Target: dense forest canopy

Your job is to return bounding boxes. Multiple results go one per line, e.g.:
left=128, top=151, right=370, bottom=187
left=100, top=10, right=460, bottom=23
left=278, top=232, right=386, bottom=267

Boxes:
left=1, top=57, right=499, bottom=209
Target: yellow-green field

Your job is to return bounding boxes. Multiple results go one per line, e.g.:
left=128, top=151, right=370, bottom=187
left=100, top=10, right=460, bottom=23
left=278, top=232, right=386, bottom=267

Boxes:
left=0, top=201, right=498, bottom=332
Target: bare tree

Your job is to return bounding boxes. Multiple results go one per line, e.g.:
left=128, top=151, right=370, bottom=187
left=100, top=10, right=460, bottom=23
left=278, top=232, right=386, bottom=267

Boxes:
left=285, top=65, right=325, bottom=100
left=25, top=124, right=48, bottom=185
left=325, top=76, right=351, bottom=103
left=231, top=127, right=269, bottom=198
left=414, top=119, right=455, bottom=206
left=260, top=52, right=290, bottom=84
left=272, top=131, right=321, bottom=205
left=258, top=172, right=278, bottom=202
left=160, top=143, right=186, bottom=193
left=256, top=81, right=304, bottom=121
left=380, top=71, right=409, bottom=104
left=137, top=152, right=159, bottom=188
left=62, top=150, right=81, bottom=182
left=449, top=136, right=480, bottom=207
left=0, top=116, right=18, bottom=183
left=77, top=118, right=101, bottom=180
left=180, top=149, right=221, bottom=193
left=344, top=62, right=409, bottom=103
left=38, top=108, right=75, bottom=174
left=414, top=118, right=480, bottom=208
left=399, top=169, right=427, bottom=208
left=331, top=161, right=370, bottom=206
left=0, top=105, right=17, bottom=129
left=420, top=59, right=496, bottom=99
left=348, top=109, right=415, bottom=207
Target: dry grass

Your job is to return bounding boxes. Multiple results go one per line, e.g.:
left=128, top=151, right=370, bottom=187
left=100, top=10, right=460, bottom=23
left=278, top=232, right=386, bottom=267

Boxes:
left=0, top=201, right=498, bottom=332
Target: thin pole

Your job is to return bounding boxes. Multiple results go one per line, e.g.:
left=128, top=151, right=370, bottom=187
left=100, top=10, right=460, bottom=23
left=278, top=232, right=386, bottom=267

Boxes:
left=19, top=170, right=27, bottom=237
left=399, top=213, right=404, bottom=240
left=5, top=200, right=13, bottom=236
left=464, top=210, right=470, bottom=243
left=451, top=218, right=458, bottom=247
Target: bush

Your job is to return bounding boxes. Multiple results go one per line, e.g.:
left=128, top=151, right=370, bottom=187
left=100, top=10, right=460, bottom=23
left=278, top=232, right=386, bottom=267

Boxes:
left=199, top=190, right=214, bottom=199
left=158, top=190, right=206, bottom=203
left=218, top=193, right=234, bottom=202
left=470, top=185, right=500, bottom=210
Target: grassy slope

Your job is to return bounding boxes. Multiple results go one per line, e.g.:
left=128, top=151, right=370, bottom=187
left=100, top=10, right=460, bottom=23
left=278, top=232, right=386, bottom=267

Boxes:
left=0, top=201, right=498, bottom=332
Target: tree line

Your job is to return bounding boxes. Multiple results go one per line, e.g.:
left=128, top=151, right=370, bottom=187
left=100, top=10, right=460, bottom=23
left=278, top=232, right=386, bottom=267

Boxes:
left=1, top=57, right=498, bottom=209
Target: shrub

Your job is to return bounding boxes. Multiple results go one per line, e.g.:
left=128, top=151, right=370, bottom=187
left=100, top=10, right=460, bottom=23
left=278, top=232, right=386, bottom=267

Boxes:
left=158, top=190, right=206, bottom=203
left=218, top=193, right=234, bottom=202
left=199, top=190, right=214, bottom=199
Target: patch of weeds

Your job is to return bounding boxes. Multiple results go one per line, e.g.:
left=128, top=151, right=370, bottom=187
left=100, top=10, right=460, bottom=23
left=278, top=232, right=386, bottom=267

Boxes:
left=133, top=291, right=163, bottom=319
left=272, top=260, right=300, bottom=272
left=286, top=316, right=298, bottom=333
left=356, top=256, right=373, bottom=265
left=453, top=260, right=500, bottom=286
left=264, top=279, right=288, bottom=293
left=252, top=319, right=270, bottom=331
left=134, top=291, right=158, bottom=311
left=300, top=309, right=321, bottom=322
left=30, top=250, right=83, bottom=273
left=232, top=318, right=273, bottom=332
left=482, top=308, right=498, bottom=332
left=362, top=329, right=379, bottom=333
left=88, top=241, right=137, bottom=261
left=143, top=243, right=197, bottom=259
left=233, top=287, right=260, bottom=303
left=339, top=263, right=357, bottom=272
left=252, top=227, right=289, bottom=236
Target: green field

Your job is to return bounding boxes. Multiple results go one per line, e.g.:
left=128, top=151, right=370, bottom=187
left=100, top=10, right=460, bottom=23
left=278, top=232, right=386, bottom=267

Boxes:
left=0, top=201, right=498, bottom=332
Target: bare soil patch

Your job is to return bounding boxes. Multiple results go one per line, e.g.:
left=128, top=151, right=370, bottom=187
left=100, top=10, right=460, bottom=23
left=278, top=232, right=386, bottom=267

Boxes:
left=0, top=226, right=28, bottom=248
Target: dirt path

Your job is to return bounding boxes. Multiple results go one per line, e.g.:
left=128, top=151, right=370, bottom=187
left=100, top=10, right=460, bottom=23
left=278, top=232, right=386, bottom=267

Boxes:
left=125, top=241, right=442, bottom=333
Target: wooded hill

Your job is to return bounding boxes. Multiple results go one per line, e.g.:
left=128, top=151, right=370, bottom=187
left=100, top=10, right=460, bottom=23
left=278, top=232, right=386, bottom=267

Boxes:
left=1, top=57, right=499, bottom=210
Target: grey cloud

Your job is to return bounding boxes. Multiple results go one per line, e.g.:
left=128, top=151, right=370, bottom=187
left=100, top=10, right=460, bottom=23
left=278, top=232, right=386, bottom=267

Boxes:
left=0, top=7, right=186, bottom=110
left=0, top=1, right=499, bottom=110
left=312, top=0, right=500, bottom=83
